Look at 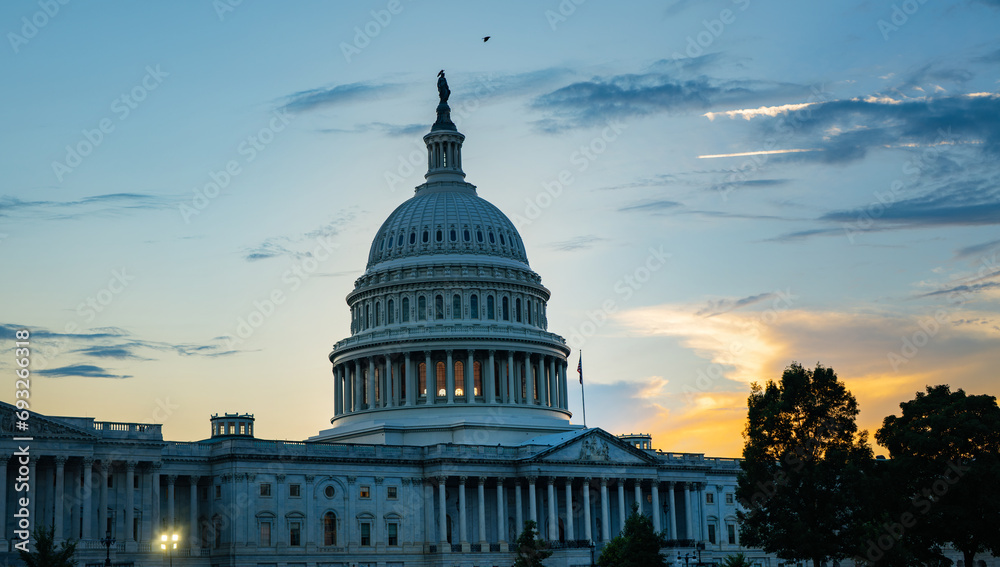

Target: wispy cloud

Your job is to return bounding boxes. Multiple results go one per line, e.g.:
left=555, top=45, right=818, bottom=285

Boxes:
left=279, top=82, right=403, bottom=113
left=695, top=293, right=777, bottom=318
left=617, top=199, right=682, bottom=213
left=955, top=238, right=1000, bottom=260
left=35, top=364, right=132, bottom=379
left=546, top=235, right=608, bottom=252
left=0, top=193, right=174, bottom=220
left=243, top=213, right=355, bottom=262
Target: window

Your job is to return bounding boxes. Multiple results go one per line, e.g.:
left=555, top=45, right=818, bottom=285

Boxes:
left=396, top=234, right=403, bottom=247
left=387, top=522, right=399, bottom=546
left=387, top=486, right=398, bottom=499
left=409, top=231, right=416, bottom=245
left=260, top=483, right=272, bottom=497
left=436, top=362, right=446, bottom=396
left=289, top=484, right=301, bottom=498
left=289, top=521, right=301, bottom=546
left=365, top=303, right=370, bottom=329
left=470, top=294, right=479, bottom=319
left=259, top=521, right=272, bottom=546
left=134, top=475, right=139, bottom=489
left=360, top=485, right=371, bottom=499
left=418, top=362, right=427, bottom=395
left=473, top=361, right=482, bottom=396
left=422, top=230, right=429, bottom=243
left=435, top=295, right=444, bottom=320
left=323, top=512, right=337, bottom=546
left=214, top=519, right=222, bottom=548
left=360, top=522, right=372, bottom=546
left=725, top=493, right=734, bottom=505
left=706, top=492, right=714, bottom=504
left=502, top=297, right=509, bottom=321
left=727, top=523, right=736, bottom=545
left=107, top=473, right=113, bottom=488
left=500, top=233, right=506, bottom=245
left=487, top=295, right=495, bottom=319
left=515, top=298, right=522, bottom=322
left=388, top=299, right=394, bottom=324
left=417, top=296, right=426, bottom=320
left=401, top=297, right=409, bottom=322
left=435, top=230, right=443, bottom=242
left=463, top=229, right=470, bottom=242
left=527, top=300, right=532, bottom=325
left=476, top=230, right=483, bottom=242
left=215, top=485, right=222, bottom=499
left=488, top=231, right=495, bottom=244
left=452, top=294, right=461, bottom=319
left=455, top=361, right=464, bottom=396
left=375, top=301, right=380, bottom=326
left=449, top=229, right=457, bottom=241
left=708, top=524, right=717, bottom=544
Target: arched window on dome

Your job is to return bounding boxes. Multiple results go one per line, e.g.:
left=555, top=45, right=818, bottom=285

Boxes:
left=386, top=235, right=393, bottom=249
left=401, top=297, right=410, bottom=322
left=417, top=296, right=426, bottom=321
left=397, top=234, right=403, bottom=247
left=541, top=303, right=546, bottom=328
left=418, top=362, right=426, bottom=396
left=365, top=303, right=371, bottom=329
left=323, top=512, right=337, bottom=546
left=502, top=297, right=509, bottom=321
left=436, top=362, right=446, bottom=397
left=410, top=231, right=416, bottom=245
left=422, top=230, right=429, bottom=244
left=454, top=360, right=464, bottom=396
left=473, top=361, right=482, bottom=396
left=477, top=230, right=484, bottom=243
left=387, top=299, right=395, bottom=324
left=470, top=294, right=479, bottom=319
left=452, top=294, right=461, bottom=319
left=435, top=295, right=444, bottom=320
left=500, top=233, right=506, bottom=246
left=515, top=298, right=522, bottom=323
left=487, top=295, right=495, bottom=319
left=449, top=229, right=457, bottom=242
left=463, top=229, right=470, bottom=242
left=435, top=230, right=443, bottom=243
left=488, top=231, right=495, bottom=244
left=375, top=301, right=380, bottom=326
left=527, top=300, right=532, bottom=325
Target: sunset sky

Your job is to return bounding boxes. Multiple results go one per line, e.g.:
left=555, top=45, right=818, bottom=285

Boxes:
left=2, top=1, right=999, bottom=457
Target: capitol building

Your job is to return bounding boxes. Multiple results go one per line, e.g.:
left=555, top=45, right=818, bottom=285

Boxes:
left=2, top=79, right=758, bottom=567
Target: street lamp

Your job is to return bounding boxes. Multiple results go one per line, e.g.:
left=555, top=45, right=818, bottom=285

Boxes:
left=100, top=530, right=115, bottom=567
left=160, top=533, right=179, bottom=567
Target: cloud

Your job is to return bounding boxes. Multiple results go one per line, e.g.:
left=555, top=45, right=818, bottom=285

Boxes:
left=617, top=200, right=682, bottom=213
left=546, top=235, right=608, bottom=252
left=34, top=364, right=132, bottom=379
left=0, top=193, right=174, bottom=220
left=954, top=238, right=1000, bottom=260
left=279, top=82, right=402, bottom=113
left=73, top=344, right=151, bottom=360
left=243, top=213, right=355, bottom=262
left=695, top=293, right=777, bottom=318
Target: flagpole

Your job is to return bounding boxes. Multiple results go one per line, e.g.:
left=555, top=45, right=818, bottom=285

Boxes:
left=578, top=351, right=587, bottom=428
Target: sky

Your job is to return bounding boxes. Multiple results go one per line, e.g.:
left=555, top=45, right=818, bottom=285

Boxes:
left=2, top=0, right=999, bottom=458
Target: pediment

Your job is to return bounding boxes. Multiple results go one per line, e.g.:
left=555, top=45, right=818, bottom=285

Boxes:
left=529, top=429, right=658, bottom=465
left=0, top=402, right=97, bottom=441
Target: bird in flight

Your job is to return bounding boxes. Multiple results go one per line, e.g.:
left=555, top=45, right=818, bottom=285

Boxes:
left=482, top=36, right=491, bottom=42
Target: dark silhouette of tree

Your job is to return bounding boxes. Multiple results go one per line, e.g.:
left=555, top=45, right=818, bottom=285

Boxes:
left=513, top=520, right=552, bottom=567
left=875, top=385, right=1000, bottom=567
left=736, top=362, right=873, bottom=567
left=597, top=502, right=667, bottom=567
left=721, top=552, right=754, bottom=567
left=18, top=526, right=77, bottom=567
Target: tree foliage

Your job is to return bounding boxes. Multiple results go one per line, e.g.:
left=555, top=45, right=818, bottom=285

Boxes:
left=874, top=385, right=1000, bottom=567
left=736, top=362, right=873, bottom=567
left=721, top=552, right=754, bottom=567
left=513, top=520, right=552, bottom=567
left=18, top=526, right=77, bottom=567
left=597, top=502, right=668, bottom=567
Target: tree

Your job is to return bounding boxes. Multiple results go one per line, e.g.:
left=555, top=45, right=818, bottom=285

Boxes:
left=18, top=525, right=77, bottom=567
left=721, top=552, right=754, bottom=567
left=597, top=503, right=667, bottom=567
left=736, top=362, right=874, bottom=567
left=513, top=520, right=552, bottom=567
left=875, top=385, right=1000, bottom=567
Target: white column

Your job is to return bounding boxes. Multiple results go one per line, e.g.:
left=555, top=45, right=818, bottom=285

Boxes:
left=617, top=480, right=626, bottom=534
left=684, top=482, right=693, bottom=540
left=600, top=478, right=610, bottom=541
left=582, top=478, right=592, bottom=542
left=367, top=357, right=376, bottom=409
left=635, top=480, right=642, bottom=515
left=125, top=461, right=136, bottom=544
left=438, top=477, right=448, bottom=547
left=423, top=480, right=434, bottom=548
left=506, top=352, right=515, bottom=404
left=458, top=476, right=468, bottom=546
left=546, top=479, right=557, bottom=541
left=355, top=360, right=364, bottom=411
left=167, top=475, right=177, bottom=529
left=524, top=355, right=534, bottom=404
left=528, top=478, right=537, bottom=525
left=496, top=478, right=507, bottom=544
left=424, top=351, right=433, bottom=403
left=81, top=458, right=93, bottom=540
left=405, top=353, right=415, bottom=406
left=388, top=357, right=397, bottom=407
left=548, top=357, right=557, bottom=407
left=652, top=481, right=662, bottom=532
left=382, top=355, right=390, bottom=407
left=54, top=457, right=66, bottom=540
left=700, top=483, right=709, bottom=542
left=333, top=365, right=342, bottom=416
left=151, top=463, right=161, bottom=533
left=99, top=462, right=109, bottom=536
left=466, top=350, right=475, bottom=403
left=564, top=478, right=575, bottom=541
left=488, top=350, right=497, bottom=403
left=477, top=478, right=487, bottom=545
left=538, top=356, right=548, bottom=406
left=189, top=476, right=199, bottom=549
left=446, top=350, right=455, bottom=404
left=667, top=481, right=677, bottom=540
left=515, top=479, right=523, bottom=534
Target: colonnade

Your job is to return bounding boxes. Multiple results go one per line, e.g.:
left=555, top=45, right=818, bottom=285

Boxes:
left=332, top=350, right=569, bottom=416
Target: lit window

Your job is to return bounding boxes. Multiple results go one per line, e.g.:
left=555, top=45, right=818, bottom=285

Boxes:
left=436, top=362, right=446, bottom=397
left=455, top=360, right=464, bottom=396
left=418, top=362, right=427, bottom=395
left=360, top=486, right=371, bottom=499
left=473, top=361, right=482, bottom=396
left=323, top=512, right=337, bottom=546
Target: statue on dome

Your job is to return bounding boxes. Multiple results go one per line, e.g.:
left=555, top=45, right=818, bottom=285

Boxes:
left=437, top=70, right=450, bottom=104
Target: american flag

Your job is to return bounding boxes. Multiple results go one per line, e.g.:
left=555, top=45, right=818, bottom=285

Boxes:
left=577, top=353, right=583, bottom=384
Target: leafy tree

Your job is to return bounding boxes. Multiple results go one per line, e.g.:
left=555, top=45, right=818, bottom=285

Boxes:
left=721, top=552, right=754, bottom=567
left=736, top=362, right=873, bottom=567
left=875, top=385, right=1000, bottom=567
left=597, top=503, right=667, bottom=567
left=513, top=520, right=552, bottom=567
left=18, top=525, right=77, bottom=567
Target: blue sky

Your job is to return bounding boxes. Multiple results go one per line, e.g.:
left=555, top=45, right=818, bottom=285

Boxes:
left=2, top=0, right=999, bottom=456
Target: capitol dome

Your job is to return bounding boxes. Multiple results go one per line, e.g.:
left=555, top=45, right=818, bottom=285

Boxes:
left=314, top=75, right=576, bottom=446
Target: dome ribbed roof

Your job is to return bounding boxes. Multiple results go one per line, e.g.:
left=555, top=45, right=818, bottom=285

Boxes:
left=366, top=187, right=529, bottom=269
